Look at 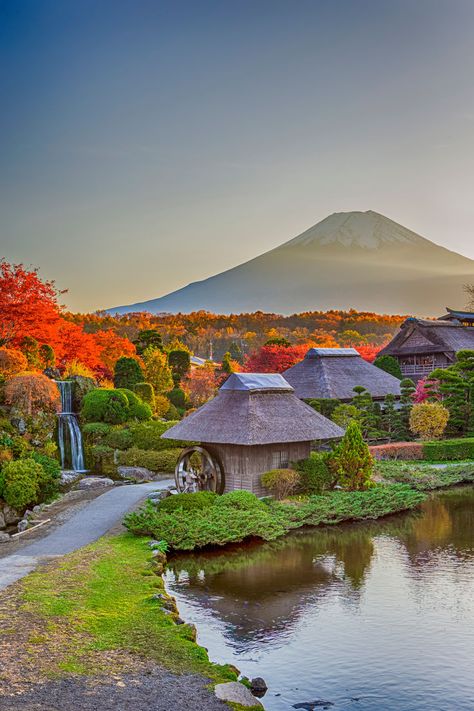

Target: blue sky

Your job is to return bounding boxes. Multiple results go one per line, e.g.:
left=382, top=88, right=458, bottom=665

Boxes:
left=1, top=0, right=474, bottom=311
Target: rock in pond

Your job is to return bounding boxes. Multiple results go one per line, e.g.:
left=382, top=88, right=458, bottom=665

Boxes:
left=117, top=466, right=155, bottom=483
left=214, top=682, right=263, bottom=708
left=250, top=677, right=268, bottom=697
left=75, top=477, right=114, bottom=490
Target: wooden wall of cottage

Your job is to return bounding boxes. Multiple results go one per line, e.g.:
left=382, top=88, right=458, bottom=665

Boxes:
left=205, top=441, right=311, bottom=497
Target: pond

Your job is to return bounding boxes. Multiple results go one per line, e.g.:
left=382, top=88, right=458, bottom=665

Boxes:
left=165, top=487, right=474, bottom=710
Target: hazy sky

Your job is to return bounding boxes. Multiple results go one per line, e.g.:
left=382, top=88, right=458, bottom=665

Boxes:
left=1, top=0, right=474, bottom=312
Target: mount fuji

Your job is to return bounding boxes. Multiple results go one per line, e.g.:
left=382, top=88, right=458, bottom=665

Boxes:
left=108, top=210, right=474, bottom=316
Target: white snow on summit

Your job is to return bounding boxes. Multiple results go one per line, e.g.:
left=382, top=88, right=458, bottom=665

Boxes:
left=283, top=210, right=427, bottom=249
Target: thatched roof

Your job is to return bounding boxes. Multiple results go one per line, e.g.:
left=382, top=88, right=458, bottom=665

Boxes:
left=439, top=307, right=474, bottom=323
left=161, top=373, right=344, bottom=446
left=282, top=348, right=401, bottom=401
left=380, top=317, right=474, bottom=358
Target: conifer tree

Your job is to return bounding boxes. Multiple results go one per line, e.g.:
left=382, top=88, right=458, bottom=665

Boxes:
left=328, top=420, right=374, bottom=490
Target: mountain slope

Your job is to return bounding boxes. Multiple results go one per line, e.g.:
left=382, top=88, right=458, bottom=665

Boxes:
left=108, top=210, right=474, bottom=316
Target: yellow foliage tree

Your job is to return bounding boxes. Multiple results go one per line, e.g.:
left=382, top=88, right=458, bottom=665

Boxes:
left=409, top=402, right=449, bottom=441
left=142, top=347, right=173, bottom=394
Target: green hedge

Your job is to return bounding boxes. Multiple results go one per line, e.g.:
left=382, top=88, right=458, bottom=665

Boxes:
left=81, top=389, right=152, bottom=424
left=423, top=438, right=474, bottom=461
left=117, top=447, right=181, bottom=473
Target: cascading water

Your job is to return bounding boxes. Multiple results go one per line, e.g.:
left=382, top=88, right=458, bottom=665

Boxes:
left=56, top=380, right=85, bottom=471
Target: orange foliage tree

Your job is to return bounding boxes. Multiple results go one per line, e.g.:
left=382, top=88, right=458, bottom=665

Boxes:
left=0, top=348, right=28, bottom=378
left=243, top=344, right=310, bottom=373
left=5, top=373, right=61, bottom=416
left=182, top=364, right=217, bottom=407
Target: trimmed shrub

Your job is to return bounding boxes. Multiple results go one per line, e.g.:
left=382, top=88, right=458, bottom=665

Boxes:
left=81, top=389, right=151, bottom=424
left=423, top=438, right=474, bottom=461
left=117, top=447, right=181, bottom=473
left=214, top=490, right=266, bottom=509
left=260, top=468, right=300, bottom=499
left=305, top=398, right=341, bottom=419
left=369, top=442, right=424, bottom=461
left=116, top=389, right=152, bottom=421
left=0, top=458, right=44, bottom=510
left=373, top=355, right=403, bottom=379
left=167, top=387, right=186, bottom=409
left=295, top=452, right=336, bottom=494
left=133, top=382, right=155, bottom=408
left=157, top=491, right=217, bottom=513
left=410, top=402, right=449, bottom=441
left=329, top=420, right=374, bottom=490
left=82, top=389, right=129, bottom=424
left=113, top=357, right=143, bottom=390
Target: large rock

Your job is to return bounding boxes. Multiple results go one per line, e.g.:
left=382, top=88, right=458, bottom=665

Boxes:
left=117, top=466, right=155, bottom=483
left=1, top=504, right=21, bottom=526
left=0, top=511, right=5, bottom=530
left=75, top=476, right=114, bottom=490
left=0, top=532, right=10, bottom=543
left=214, top=682, right=262, bottom=708
left=60, top=470, right=84, bottom=488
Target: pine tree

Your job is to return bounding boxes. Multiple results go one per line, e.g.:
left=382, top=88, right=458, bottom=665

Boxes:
left=351, top=386, right=382, bottom=441
left=399, top=378, right=415, bottom=439
left=381, top=393, right=403, bottom=442
left=113, top=357, right=143, bottom=389
left=328, top=420, right=374, bottom=490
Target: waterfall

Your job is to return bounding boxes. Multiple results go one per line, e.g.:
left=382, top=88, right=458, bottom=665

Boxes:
left=56, top=381, right=86, bottom=471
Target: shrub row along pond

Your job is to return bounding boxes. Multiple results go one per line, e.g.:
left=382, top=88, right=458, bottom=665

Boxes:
left=124, top=486, right=426, bottom=551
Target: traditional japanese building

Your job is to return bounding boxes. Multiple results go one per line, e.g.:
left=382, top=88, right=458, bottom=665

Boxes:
left=378, top=314, right=474, bottom=381
left=162, top=372, right=344, bottom=496
left=282, top=348, right=401, bottom=402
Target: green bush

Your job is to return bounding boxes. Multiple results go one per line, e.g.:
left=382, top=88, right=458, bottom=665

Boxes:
left=296, top=452, right=336, bottom=494
left=373, top=355, right=403, bottom=379
left=117, top=447, right=181, bottom=473
left=133, top=382, right=155, bottom=407
left=82, top=389, right=129, bottom=424
left=82, top=422, right=113, bottom=444
left=113, top=357, right=144, bottom=390
left=157, top=491, right=217, bottom=512
left=124, top=483, right=425, bottom=551
left=86, top=444, right=116, bottom=476
left=105, top=427, right=135, bottom=450
left=30, top=452, right=61, bottom=501
left=423, top=438, right=474, bottom=461
left=167, top=387, right=186, bottom=409
left=124, top=499, right=287, bottom=550
left=306, top=398, right=341, bottom=419
left=214, top=490, right=265, bottom=509
left=116, top=389, right=152, bottom=421
left=260, top=468, right=300, bottom=499
left=126, top=420, right=186, bottom=450
left=81, top=389, right=151, bottom=424
left=0, top=458, right=44, bottom=510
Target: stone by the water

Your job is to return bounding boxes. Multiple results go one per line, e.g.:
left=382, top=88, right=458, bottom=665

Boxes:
left=60, top=471, right=84, bottom=487
left=215, top=682, right=263, bottom=707
left=0, top=532, right=10, bottom=543
left=250, top=677, right=268, bottom=697
left=293, top=702, right=334, bottom=710
left=17, top=520, right=29, bottom=533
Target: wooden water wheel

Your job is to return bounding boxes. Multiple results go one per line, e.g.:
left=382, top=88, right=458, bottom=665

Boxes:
left=174, top=446, right=225, bottom=494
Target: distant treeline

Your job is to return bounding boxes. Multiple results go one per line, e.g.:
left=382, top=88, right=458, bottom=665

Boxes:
left=67, top=309, right=405, bottom=362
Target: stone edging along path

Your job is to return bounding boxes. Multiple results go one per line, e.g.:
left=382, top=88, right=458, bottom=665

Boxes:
left=0, top=480, right=172, bottom=591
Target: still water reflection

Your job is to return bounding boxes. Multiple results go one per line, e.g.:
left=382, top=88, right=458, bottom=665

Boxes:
left=165, top=487, right=474, bottom=710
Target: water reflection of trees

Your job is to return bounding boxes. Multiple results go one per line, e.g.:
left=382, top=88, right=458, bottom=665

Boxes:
left=166, top=486, right=474, bottom=647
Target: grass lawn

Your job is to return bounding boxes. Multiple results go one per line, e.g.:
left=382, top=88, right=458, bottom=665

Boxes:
left=0, top=534, right=259, bottom=710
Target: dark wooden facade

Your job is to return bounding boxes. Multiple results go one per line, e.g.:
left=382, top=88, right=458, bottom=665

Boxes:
left=379, top=315, right=474, bottom=381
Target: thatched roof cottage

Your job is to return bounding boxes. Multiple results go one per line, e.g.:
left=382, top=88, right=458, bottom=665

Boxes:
left=379, top=316, right=474, bottom=380
left=162, top=372, right=344, bottom=496
left=282, top=348, right=401, bottom=402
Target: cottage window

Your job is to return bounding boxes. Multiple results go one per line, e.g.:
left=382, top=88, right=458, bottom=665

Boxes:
left=272, top=450, right=289, bottom=469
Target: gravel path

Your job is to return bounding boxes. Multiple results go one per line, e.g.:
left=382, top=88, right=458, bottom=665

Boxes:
left=0, top=480, right=172, bottom=590
left=0, top=669, right=229, bottom=711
